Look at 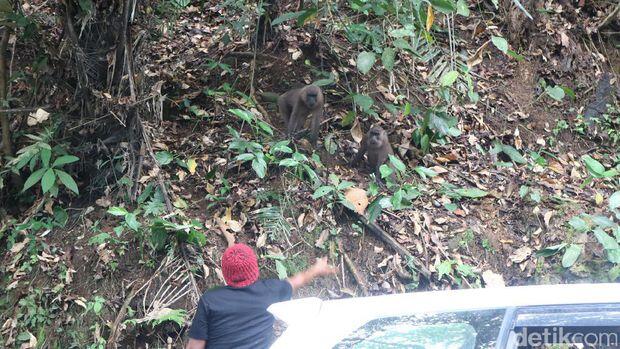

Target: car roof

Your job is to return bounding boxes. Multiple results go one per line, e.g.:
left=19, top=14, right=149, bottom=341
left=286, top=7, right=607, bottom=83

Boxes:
left=269, top=283, right=620, bottom=349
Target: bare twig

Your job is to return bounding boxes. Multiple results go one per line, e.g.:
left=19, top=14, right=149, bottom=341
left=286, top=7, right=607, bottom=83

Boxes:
left=342, top=205, right=432, bottom=279
left=338, top=238, right=369, bottom=296
left=106, top=285, right=138, bottom=349
left=596, top=2, right=620, bottom=32
left=0, top=27, right=12, bottom=156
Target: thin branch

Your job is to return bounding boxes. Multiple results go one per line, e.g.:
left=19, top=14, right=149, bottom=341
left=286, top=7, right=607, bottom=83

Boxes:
left=0, top=27, right=12, bottom=157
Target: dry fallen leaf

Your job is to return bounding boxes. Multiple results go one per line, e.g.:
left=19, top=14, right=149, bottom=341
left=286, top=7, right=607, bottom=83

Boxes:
left=482, top=270, right=506, bottom=287
left=351, top=120, right=363, bottom=143
left=467, top=40, right=490, bottom=68
left=187, top=158, right=198, bottom=175
left=27, top=109, right=50, bottom=126
left=344, top=187, right=368, bottom=214
left=256, top=232, right=267, bottom=248
left=509, top=246, right=532, bottom=264
left=315, top=229, right=330, bottom=248
left=10, top=238, right=29, bottom=254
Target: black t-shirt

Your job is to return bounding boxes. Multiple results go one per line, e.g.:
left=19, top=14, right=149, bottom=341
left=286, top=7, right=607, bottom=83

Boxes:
left=188, top=279, right=293, bottom=349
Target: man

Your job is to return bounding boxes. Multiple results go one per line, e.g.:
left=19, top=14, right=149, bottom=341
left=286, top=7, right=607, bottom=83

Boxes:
left=186, top=243, right=336, bottom=349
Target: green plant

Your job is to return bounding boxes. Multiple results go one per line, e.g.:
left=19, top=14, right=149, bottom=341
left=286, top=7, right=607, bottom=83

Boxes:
left=538, top=192, right=620, bottom=276
left=538, top=79, right=574, bottom=102
left=9, top=132, right=80, bottom=197
left=440, top=183, right=488, bottom=201
left=107, top=206, right=205, bottom=253
left=519, top=185, right=542, bottom=204
left=273, top=141, right=321, bottom=186
left=312, top=173, right=356, bottom=209
left=228, top=126, right=268, bottom=178
left=552, top=119, right=569, bottom=135
left=411, top=107, right=461, bottom=154
left=436, top=259, right=480, bottom=286
left=481, top=239, right=495, bottom=254
left=581, top=155, right=618, bottom=185
left=592, top=104, right=620, bottom=145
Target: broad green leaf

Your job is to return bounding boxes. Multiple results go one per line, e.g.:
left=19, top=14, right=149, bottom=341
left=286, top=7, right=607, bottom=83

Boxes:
left=593, top=228, right=619, bottom=250
left=379, top=164, right=394, bottom=179
left=568, top=216, right=590, bottom=232
left=296, top=7, right=317, bottom=26
left=606, top=249, right=620, bottom=264
left=40, top=148, right=52, bottom=168
left=591, top=215, right=615, bottom=229
left=279, top=159, right=299, bottom=167
left=353, top=94, right=374, bottom=111
left=456, top=0, right=470, bottom=16
left=252, top=157, right=267, bottom=178
left=257, top=121, right=273, bottom=135
left=22, top=168, right=46, bottom=192
left=610, top=265, right=620, bottom=281
left=52, top=155, right=79, bottom=168
left=356, top=51, right=376, bottom=75
left=491, top=36, right=508, bottom=53
left=337, top=181, right=355, bottom=190
left=429, top=0, right=457, bottom=13
left=275, top=260, right=288, bottom=279
left=125, top=213, right=141, bottom=231
left=382, top=47, right=395, bottom=71
left=610, top=191, right=620, bottom=210
left=561, top=244, right=582, bottom=268
left=341, top=111, right=356, bottom=127
left=271, top=11, right=304, bottom=26
left=41, top=168, right=56, bottom=193
left=389, top=28, right=415, bottom=38
left=155, top=151, right=174, bottom=166
left=444, top=203, right=458, bottom=212
left=561, top=86, right=575, bottom=99
left=388, top=155, right=406, bottom=172
left=440, top=70, right=459, bottom=87
left=581, top=155, right=605, bottom=177
left=229, top=108, right=254, bottom=123
left=437, top=260, right=455, bottom=279
left=108, top=206, right=128, bottom=216
left=535, top=243, right=567, bottom=257
left=546, top=86, right=565, bottom=101
left=501, top=144, right=527, bottom=164
left=314, top=77, right=335, bottom=87
left=414, top=166, right=438, bottom=179
left=506, top=50, right=525, bottom=61
left=312, top=186, right=334, bottom=199
left=455, top=188, right=488, bottom=198
left=55, top=169, right=79, bottom=194
left=235, top=153, right=255, bottom=162
left=519, top=185, right=530, bottom=198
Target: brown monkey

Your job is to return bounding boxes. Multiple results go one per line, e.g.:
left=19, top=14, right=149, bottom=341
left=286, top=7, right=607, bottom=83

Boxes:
left=350, top=125, right=394, bottom=182
left=277, top=85, right=324, bottom=145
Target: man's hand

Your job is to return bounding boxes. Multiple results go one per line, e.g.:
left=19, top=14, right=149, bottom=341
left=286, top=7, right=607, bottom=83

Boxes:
left=186, top=339, right=206, bottom=349
left=310, top=257, right=337, bottom=277
left=287, top=257, right=336, bottom=292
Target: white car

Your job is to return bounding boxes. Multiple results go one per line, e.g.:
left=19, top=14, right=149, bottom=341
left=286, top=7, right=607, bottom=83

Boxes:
left=268, top=283, right=620, bottom=348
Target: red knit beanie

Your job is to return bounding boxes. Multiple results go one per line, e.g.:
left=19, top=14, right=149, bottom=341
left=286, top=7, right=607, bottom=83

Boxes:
left=221, top=243, right=260, bottom=288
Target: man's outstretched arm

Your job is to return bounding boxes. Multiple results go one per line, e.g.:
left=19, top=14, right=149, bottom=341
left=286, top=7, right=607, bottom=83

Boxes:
left=287, top=257, right=336, bottom=292
left=186, top=338, right=206, bottom=349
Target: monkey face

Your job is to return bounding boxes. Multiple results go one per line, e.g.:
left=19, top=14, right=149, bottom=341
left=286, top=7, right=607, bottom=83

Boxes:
left=305, top=92, right=318, bottom=107
left=368, top=127, right=386, bottom=148
left=301, top=85, right=322, bottom=108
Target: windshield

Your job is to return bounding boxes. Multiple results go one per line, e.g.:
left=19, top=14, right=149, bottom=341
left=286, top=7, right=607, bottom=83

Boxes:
left=333, top=308, right=505, bottom=349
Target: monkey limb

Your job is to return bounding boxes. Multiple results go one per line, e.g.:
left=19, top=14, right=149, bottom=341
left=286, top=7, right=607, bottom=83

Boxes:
left=277, top=85, right=324, bottom=146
